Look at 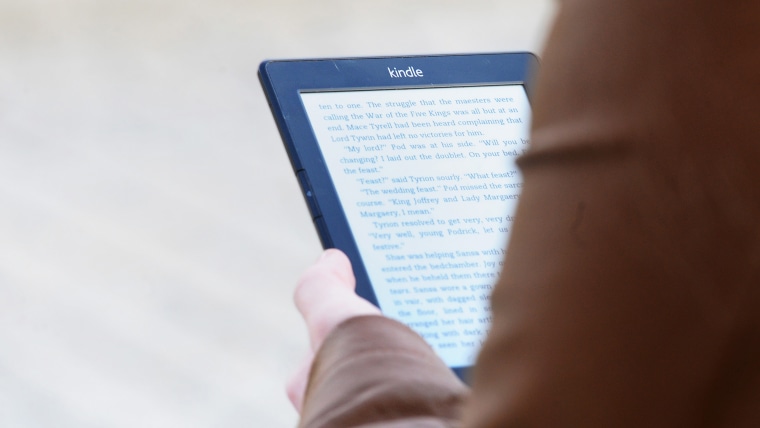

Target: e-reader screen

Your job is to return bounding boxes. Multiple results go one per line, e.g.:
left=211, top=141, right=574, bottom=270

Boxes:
left=299, top=84, right=530, bottom=368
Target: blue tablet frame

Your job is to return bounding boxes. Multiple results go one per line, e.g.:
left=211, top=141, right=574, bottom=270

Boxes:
left=259, top=52, right=538, bottom=382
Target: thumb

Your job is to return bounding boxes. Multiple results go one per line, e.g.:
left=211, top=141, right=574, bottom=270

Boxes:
left=294, top=249, right=381, bottom=351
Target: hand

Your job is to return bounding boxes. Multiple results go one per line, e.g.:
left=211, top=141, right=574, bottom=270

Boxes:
left=286, top=249, right=382, bottom=412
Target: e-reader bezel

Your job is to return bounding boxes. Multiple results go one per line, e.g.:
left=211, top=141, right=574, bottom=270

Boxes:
left=259, top=52, right=538, bottom=381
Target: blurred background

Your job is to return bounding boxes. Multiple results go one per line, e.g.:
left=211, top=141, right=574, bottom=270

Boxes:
left=0, top=1, right=556, bottom=426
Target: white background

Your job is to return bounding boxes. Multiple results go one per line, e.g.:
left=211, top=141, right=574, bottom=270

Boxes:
left=0, top=1, right=556, bottom=426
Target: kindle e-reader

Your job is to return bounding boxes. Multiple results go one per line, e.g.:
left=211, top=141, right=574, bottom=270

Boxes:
left=259, top=52, right=537, bottom=381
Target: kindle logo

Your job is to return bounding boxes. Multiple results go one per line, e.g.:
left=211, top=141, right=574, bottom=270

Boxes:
left=388, top=66, right=424, bottom=78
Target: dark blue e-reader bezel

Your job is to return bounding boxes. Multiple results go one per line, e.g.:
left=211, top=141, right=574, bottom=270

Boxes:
left=259, top=52, right=538, bottom=382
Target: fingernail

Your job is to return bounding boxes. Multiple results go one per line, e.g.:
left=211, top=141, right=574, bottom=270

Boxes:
left=319, top=249, right=336, bottom=260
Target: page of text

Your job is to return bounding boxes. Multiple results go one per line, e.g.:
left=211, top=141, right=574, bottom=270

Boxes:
left=300, top=85, right=531, bottom=367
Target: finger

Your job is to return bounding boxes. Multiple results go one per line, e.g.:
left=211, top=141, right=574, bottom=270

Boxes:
left=295, top=249, right=356, bottom=303
left=294, top=249, right=381, bottom=350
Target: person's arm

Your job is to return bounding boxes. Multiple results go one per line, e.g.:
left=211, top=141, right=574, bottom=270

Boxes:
left=463, top=1, right=760, bottom=426
left=290, top=0, right=760, bottom=426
